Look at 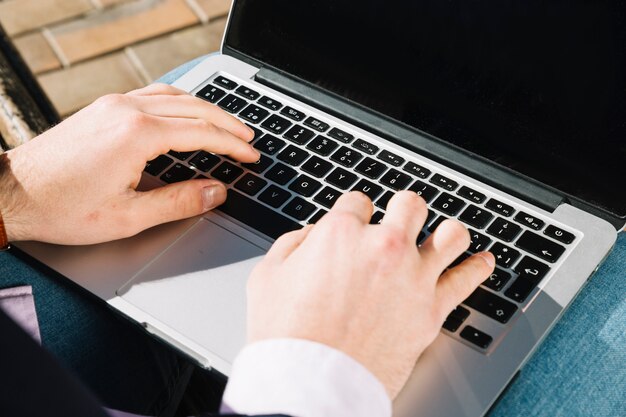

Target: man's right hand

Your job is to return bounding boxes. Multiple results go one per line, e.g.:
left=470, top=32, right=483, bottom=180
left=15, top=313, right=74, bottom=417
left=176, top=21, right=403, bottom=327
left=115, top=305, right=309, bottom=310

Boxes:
left=247, top=191, right=495, bottom=399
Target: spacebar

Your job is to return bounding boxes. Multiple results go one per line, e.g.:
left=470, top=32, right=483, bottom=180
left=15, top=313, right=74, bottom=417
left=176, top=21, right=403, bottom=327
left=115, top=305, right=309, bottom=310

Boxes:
left=216, top=189, right=302, bottom=240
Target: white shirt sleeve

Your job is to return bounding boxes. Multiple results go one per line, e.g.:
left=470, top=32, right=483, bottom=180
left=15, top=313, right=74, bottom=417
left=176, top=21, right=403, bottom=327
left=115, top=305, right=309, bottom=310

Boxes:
left=222, top=338, right=391, bottom=417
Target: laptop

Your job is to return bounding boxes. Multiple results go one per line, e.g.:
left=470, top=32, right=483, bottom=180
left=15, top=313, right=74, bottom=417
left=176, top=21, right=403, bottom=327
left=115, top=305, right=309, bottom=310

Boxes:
left=17, top=1, right=625, bottom=416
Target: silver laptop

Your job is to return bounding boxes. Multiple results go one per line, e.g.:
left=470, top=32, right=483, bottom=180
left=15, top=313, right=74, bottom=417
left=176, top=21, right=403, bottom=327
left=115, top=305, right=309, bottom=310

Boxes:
left=18, top=1, right=624, bottom=416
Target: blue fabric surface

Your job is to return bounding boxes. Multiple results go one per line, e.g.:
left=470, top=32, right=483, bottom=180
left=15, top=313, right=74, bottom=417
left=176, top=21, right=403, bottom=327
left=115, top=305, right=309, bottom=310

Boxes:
left=488, top=232, right=626, bottom=417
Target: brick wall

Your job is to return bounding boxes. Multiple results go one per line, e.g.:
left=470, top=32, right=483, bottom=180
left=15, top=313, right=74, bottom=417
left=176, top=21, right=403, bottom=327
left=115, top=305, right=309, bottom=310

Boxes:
left=0, top=0, right=231, bottom=117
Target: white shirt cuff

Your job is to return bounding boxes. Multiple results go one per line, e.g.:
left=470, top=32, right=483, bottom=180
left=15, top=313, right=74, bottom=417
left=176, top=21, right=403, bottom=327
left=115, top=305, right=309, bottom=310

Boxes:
left=222, top=338, right=391, bottom=417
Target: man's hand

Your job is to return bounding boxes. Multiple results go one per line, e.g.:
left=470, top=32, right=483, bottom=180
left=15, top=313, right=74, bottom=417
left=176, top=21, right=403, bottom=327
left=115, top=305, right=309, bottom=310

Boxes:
left=0, top=84, right=258, bottom=244
left=247, top=191, right=495, bottom=399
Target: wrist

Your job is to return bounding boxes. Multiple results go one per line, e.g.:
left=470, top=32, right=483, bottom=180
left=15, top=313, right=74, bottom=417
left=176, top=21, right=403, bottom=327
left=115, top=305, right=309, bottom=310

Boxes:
left=0, top=151, right=29, bottom=242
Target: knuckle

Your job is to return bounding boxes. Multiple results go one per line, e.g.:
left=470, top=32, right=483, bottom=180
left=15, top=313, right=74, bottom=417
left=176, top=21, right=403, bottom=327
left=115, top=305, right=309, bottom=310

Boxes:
left=321, top=211, right=360, bottom=234
left=372, top=226, right=406, bottom=254
left=95, top=93, right=127, bottom=109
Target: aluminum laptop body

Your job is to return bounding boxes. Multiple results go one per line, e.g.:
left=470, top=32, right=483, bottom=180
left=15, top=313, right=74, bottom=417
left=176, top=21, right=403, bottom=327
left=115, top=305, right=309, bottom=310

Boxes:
left=17, top=2, right=625, bottom=416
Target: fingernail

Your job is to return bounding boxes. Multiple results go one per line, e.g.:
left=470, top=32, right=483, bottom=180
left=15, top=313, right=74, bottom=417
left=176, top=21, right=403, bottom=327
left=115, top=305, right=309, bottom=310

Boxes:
left=202, top=184, right=226, bottom=211
left=247, top=126, right=256, bottom=138
left=478, top=251, right=495, bottom=268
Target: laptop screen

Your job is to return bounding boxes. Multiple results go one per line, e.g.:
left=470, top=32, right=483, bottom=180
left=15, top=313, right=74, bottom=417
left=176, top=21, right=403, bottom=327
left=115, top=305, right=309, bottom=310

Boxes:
left=225, top=1, right=626, bottom=218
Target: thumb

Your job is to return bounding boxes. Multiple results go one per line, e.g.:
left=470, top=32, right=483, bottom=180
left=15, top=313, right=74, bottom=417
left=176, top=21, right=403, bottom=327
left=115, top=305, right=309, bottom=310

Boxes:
left=129, top=179, right=227, bottom=231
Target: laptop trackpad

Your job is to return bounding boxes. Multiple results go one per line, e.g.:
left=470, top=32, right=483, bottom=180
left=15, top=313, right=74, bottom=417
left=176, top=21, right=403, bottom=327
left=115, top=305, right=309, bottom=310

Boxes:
left=117, top=218, right=266, bottom=363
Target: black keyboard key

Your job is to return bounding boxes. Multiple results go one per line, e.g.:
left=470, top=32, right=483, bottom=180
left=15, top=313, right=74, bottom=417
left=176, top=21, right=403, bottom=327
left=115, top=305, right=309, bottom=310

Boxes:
left=189, top=151, right=220, bottom=172
left=514, top=211, right=545, bottom=230
left=483, top=267, right=512, bottom=291
left=301, top=156, right=332, bottom=178
left=280, top=106, right=307, bottom=121
left=457, top=186, right=486, bottom=204
left=460, top=326, right=493, bottom=349
left=261, top=114, right=292, bottom=135
left=330, top=146, right=363, bottom=168
left=314, top=186, right=343, bottom=209
left=353, top=138, right=379, bottom=155
left=378, top=150, right=405, bottom=167
left=282, top=197, right=316, bottom=221
left=235, top=173, right=268, bottom=196
left=515, top=230, right=565, bottom=263
left=288, top=174, right=322, bottom=197
left=258, top=96, right=282, bottom=111
left=352, top=179, right=383, bottom=201
left=513, top=256, right=550, bottom=282
left=306, top=136, right=339, bottom=156
left=219, top=189, right=301, bottom=240
left=468, top=229, right=492, bottom=252
left=239, top=104, right=270, bottom=124
left=242, top=154, right=273, bottom=174
left=214, top=75, right=237, bottom=90
left=308, top=209, right=328, bottom=224
left=544, top=225, right=575, bottom=244
left=370, top=211, right=385, bottom=224
left=217, top=94, right=247, bottom=113
left=168, top=151, right=196, bottom=161
left=459, top=205, right=494, bottom=229
left=403, top=161, right=431, bottom=179
left=161, top=163, right=195, bottom=183
left=326, top=167, right=358, bottom=189
left=304, top=116, right=330, bottom=132
left=379, top=169, right=412, bottom=190
left=490, top=242, right=521, bottom=268
left=408, top=180, right=439, bottom=203
left=265, top=163, right=297, bottom=185
left=430, top=173, right=458, bottom=191
left=196, top=84, right=226, bottom=103
left=211, top=161, right=244, bottom=184
left=258, top=185, right=291, bottom=208
left=283, top=125, right=315, bottom=145
left=463, top=287, right=517, bottom=324
left=442, top=316, right=464, bottom=332
left=428, top=216, right=447, bottom=233
left=375, top=190, right=395, bottom=210
left=254, top=134, right=286, bottom=155
left=235, top=85, right=260, bottom=100
left=277, top=145, right=310, bottom=166
left=328, top=127, right=354, bottom=143
left=145, top=154, right=173, bottom=176
left=425, top=209, right=437, bottom=226
left=449, top=305, right=470, bottom=320
left=504, top=277, right=535, bottom=303
left=486, top=198, right=515, bottom=217
left=355, top=157, right=388, bottom=179
left=432, top=193, right=466, bottom=216
left=505, top=256, right=551, bottom=302
left=486, top=217, right=522, bottom=242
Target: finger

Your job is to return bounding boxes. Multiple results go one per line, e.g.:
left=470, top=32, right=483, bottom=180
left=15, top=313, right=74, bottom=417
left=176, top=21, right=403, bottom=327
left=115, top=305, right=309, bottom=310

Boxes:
left=324, top=191, right=374, bottom=225
left=125, top=179, right=227, bottom=233
left=264, top=226, right=314, bottom=264
left=147, top=116, right=260, bottom=162
left=418, top=219, right=471, bottom=275
left=131, top=94, right=254, bottom=142
left=381, top=190, right=428, bottom=241
left=435, top=252, right=495, bottom=315
left=126, top=83, right=187, bottom=97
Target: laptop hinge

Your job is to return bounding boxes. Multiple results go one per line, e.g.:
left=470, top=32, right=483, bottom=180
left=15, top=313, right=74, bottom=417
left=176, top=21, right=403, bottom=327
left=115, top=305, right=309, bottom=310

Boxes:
left=254, top=67, right=564, bottom=213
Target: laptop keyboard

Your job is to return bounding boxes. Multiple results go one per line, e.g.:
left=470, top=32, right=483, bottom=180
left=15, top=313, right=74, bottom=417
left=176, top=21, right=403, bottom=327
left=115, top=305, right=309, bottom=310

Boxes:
left=144, top=74, right=579, bottom=353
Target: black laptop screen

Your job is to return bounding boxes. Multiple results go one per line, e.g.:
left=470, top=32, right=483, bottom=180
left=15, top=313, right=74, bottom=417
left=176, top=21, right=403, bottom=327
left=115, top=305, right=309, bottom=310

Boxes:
left=225, top=1, right=626, bottom=217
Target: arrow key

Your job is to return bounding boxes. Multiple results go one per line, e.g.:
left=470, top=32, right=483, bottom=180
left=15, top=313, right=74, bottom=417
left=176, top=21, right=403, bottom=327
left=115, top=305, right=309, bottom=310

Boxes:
left=515, top=230, right=565, bottom=263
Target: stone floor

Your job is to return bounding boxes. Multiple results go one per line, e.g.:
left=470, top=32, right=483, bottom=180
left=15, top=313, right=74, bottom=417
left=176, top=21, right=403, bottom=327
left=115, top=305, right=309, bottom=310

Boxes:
left=0, top=0, right=231, bottom=117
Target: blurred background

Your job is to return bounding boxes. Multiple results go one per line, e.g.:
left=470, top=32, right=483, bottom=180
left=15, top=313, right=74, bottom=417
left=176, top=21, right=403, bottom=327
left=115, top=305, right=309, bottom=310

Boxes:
left=0, top=0, right=231, bottom=118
